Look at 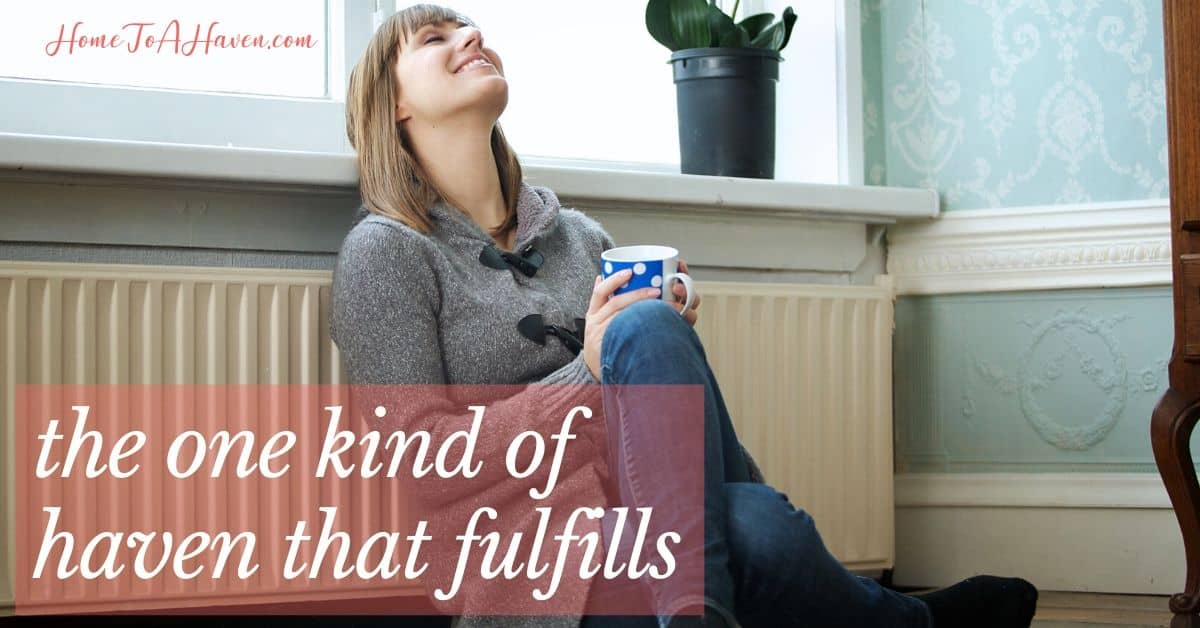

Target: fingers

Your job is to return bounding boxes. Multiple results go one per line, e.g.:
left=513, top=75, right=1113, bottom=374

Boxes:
left=672, top=281, right=687, bottom=302
left=596, top=285, right=661, bottom=321
left=588, top=269, right=633, bottom=314
left=665, top=288, right=699, bottom=326
left=671, top=283, right=701, bottom=310
left=670, top=281, right=701, bottom=312
left=588, top=275, right=602, bottom=313
left=675, top=260, right=700, bottom=310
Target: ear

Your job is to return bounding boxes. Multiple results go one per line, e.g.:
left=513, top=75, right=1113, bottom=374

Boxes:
left=393, top=81, right=412, bottom=122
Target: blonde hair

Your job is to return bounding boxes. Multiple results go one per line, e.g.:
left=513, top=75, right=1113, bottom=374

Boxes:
left=345, top=3, right=521, bottom=239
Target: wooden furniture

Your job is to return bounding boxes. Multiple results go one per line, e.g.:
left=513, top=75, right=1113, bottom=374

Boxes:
left=1152, top=0, right=1200, bottom=616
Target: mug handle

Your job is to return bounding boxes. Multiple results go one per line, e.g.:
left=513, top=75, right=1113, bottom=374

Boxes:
left=668, top=272, right=696, bottom=314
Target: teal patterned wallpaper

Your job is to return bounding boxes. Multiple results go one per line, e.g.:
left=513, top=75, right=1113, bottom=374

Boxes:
left=862, top=0, right=1168, bottom=211
left=894, top=287, right=1178, bottom=473
left=864, top=1, right=1177, bottom=472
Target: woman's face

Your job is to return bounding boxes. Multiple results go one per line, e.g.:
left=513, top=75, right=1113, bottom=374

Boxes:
left=393, top=19, right=507, bottom=127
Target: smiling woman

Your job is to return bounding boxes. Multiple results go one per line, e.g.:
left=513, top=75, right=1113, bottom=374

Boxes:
left=333, top=3, right=1041, bottom=627
left=345, top=3, right=519, bottom=243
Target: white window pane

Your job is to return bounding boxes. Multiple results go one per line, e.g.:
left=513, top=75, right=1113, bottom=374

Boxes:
left=763, top=0, right=839, bottom=184
left=402, top=0, right=680, bottom=168
left=396, top=1, right=841, bottom=182
left=0, top=0, right=329, bottom=98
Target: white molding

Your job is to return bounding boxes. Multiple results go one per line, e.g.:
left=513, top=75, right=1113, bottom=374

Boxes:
left=0, top=260, right=333, bottom=283
left=895, top=472, right=1172, bottom=509
left=0, top=132, right=939, bottom=224
left=894, top=472, right=1183, bottom=594
left=886, top=199, right=1172, bottom=294
left=0, top=131, right=358, bottom=187
left=528, top=163, right=937, bottom=223
left=895, top=503, right=1185, bottom=594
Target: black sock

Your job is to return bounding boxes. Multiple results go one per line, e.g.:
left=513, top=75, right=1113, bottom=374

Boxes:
left=664, top=603, right=731, bottom=628
left=912, top=575, right=1038, bottom=628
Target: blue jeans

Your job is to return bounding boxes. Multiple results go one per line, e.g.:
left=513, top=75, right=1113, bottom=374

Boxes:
left=582, top=299, right=933, bottom=628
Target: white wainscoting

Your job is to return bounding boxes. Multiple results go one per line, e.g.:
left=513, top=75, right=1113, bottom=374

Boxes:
left=894, top=473, right=1183, bottom=595
left=888, top=198, right=1183, bottom=595
left=886, top=199, right=1171, bottom=295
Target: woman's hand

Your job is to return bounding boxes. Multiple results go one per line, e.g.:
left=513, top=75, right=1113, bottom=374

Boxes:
left=671, top=259, right=701, bottom=327
left=582, top=269, right=663, bottom=381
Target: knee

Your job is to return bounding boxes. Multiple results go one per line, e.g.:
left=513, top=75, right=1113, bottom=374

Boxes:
left=724, top=483, right=820, bottom=577
left=602, top=299, right=695, bottom=359
left=611, top=298, right=684, bottom=333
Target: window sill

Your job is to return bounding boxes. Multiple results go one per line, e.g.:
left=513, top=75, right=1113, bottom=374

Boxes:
left=0, top=132, right=938, bottom=224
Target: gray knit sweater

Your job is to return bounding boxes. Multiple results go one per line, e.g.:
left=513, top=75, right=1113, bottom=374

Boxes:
left=329, top=181, right=614, bottom=628
left=331, top=181, right=609, bottom=389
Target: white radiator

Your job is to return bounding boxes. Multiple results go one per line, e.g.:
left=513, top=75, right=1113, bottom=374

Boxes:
left=693, top=279, right=896, bottom=572
left=0, top=261, right=896, bottom=610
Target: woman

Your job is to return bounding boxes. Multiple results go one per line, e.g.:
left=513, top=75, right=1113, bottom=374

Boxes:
left=330, top=4, right=1039, bottom=628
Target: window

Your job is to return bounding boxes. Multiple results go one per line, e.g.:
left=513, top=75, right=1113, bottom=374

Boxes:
left=0, top=0, right=369, bottom=153
left=761, top=0, right=844, bottom=184
left=399, top=0, right=848, bottom=183
left=410, top=0, right=679, bottom=172
left=0, top=0, right=854, bottom=184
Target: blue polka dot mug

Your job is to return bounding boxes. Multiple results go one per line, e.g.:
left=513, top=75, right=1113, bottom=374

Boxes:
left=600, top=245, right=696, bottom=314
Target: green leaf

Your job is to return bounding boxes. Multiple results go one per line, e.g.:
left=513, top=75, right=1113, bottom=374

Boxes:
left=707, top=2, right=747, bottom=47
left=779, top=6, right=797, bottom=51
left=706, top=4, right=725, bottom=46
left=669, top=0, right=712, bottom=49
left=645, top=0, right=678, bottom=50
left=737, top=12, right=774, bottom=39
left=750, top=20, right=784, bottom=50
left=720, top=23, right=750, bottom=47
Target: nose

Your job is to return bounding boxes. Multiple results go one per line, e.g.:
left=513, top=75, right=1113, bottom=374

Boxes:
left=458, top=26, right=483, bottom=51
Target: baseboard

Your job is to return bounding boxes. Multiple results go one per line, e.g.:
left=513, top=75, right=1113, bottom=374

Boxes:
left=894, top=473, right=1184, bottom=595
left=896, top=472, right=1171, bottom=509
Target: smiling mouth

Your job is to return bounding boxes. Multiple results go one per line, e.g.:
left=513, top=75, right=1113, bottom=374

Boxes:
left=455, top=58, right=495, bottom=74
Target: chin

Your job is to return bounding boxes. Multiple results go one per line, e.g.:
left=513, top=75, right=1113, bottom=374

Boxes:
left=477, top=87, right=508, bottom=117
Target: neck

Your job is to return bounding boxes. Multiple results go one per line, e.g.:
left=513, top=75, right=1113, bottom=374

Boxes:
left=408, top=119, right=508, bottom=240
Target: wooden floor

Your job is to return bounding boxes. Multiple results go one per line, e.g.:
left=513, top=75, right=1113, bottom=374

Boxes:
left=1029, top=591, right=1184, bottom=627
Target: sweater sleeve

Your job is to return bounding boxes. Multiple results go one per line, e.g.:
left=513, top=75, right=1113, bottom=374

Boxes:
left=597, top=223, right=617, bottom=252
left=600, top=229, right=619, bottom=252
left=330, top=222, right=601, bottom=506
left=563, top=204, right=616, bottom=256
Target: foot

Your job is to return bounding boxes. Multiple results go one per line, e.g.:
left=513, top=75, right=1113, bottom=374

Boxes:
left=912, top=575, right=1038, bottom=628
left=664, top=603, right=732, bottom=628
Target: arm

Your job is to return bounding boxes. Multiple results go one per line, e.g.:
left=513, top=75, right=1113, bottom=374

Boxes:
left=331, top=223, right=601, bottom=506
left=598, top=227, right=616, bottom=254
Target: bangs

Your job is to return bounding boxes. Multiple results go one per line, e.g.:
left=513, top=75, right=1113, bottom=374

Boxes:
left=395, top=4, right=477, bottom=49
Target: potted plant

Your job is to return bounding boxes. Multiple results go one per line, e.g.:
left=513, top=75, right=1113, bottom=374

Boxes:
left=646, top=0, right=796, bottom=179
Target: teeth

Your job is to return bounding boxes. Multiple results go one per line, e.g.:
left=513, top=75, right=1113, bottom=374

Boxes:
left=458, top=58, right=490, bottom=73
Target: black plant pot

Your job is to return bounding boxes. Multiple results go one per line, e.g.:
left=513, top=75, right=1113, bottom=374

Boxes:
left=670, top=47, right=781, bottom=179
